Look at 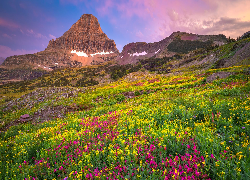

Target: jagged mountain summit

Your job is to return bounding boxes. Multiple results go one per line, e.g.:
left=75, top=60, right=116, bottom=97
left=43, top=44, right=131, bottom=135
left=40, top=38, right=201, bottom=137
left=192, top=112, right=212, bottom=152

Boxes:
left=116, top=31, right=228, bottom=65
left=2, top=14, right=119, bottom=70
left=47, top=14, right=117, bottom=52
left=45, top=14, right=119, bottom=63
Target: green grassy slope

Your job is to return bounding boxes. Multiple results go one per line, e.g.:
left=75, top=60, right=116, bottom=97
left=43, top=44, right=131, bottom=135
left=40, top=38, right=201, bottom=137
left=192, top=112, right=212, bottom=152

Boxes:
left=0, top=64, right=249, bottom=179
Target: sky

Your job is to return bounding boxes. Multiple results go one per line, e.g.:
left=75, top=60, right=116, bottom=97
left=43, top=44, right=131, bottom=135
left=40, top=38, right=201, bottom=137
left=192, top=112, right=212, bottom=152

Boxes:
left=0, top=0, right=250, bottom=58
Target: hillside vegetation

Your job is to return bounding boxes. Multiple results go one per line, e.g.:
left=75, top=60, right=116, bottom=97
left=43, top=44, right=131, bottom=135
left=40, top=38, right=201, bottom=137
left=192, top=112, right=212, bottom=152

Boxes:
left=0, top=63, right=250, bottom=179
left=0, top=38, right=250, bottom=179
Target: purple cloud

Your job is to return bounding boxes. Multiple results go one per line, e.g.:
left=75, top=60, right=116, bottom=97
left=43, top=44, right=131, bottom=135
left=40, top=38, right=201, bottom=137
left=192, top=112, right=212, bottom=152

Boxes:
left=0, top=45, right=39, bottom=59
left=49, top=34, right=56, bottom=40
left=0, top=17, right=19, bottom=29
left=2, top=34, right=12, bottom=39
left=26, top=29, right=47, bottom=39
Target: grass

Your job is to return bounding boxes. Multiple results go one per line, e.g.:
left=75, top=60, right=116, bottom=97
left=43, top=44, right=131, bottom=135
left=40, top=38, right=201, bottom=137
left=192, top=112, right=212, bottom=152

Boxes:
left=0, top=64, right=249, bottom=179
left=213, top=37, right=250, bottom=60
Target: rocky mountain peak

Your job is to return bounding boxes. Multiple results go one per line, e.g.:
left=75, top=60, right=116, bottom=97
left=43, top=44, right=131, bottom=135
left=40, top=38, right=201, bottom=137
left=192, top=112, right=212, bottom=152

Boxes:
left=72, top=14, right=104, bottom=34
left=2, top=14, right=119, bottom=71
left=46, top=14, right=117, bottom=54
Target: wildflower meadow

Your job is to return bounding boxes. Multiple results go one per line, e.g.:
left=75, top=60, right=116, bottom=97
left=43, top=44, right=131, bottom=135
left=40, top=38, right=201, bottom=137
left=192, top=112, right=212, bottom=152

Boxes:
left=0, top=65, right=250, bottom=179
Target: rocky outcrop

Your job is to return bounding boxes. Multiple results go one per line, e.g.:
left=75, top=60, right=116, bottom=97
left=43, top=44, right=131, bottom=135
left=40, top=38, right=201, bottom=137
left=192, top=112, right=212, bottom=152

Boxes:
left=116, top=31, right=227, bottom=65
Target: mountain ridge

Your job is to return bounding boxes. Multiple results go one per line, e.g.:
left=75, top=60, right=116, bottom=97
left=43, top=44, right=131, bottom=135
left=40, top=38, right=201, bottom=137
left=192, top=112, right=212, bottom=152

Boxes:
left=116, top=31, right=227, bottom=65
left=0, top=14, right=249, bottom=84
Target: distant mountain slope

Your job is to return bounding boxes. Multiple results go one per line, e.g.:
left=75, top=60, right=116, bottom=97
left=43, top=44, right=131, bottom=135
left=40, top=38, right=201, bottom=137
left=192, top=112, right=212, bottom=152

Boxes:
left=214, top=38, right=250, bottom=68
left=115, top=31, right=227, bottom=65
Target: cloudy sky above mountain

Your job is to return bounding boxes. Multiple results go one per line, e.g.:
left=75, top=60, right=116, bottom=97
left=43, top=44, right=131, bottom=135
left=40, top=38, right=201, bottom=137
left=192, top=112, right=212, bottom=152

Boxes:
left=0, top=0, right=250, bottom=58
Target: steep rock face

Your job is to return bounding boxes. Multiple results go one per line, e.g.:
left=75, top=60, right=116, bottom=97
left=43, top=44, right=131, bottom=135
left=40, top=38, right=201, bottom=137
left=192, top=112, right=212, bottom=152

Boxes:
left=116, top=31, right=227, bottom=65
left=46, top=14, right=118, bottom=54
left=2, top=14, right=119, bottom=70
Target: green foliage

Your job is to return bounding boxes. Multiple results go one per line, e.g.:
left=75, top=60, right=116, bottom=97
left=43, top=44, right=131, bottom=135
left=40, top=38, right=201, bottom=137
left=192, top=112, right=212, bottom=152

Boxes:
left=138, top=55, right=183, bottom=73
left=115, top=94, right=126, bottom=102
left=108, top=64, right=141, bottom=80
left=54, top=77, right=70, bottom=86
left=134, top=90, right=141, bottom=96
left=0, top=68, right=48, bottom=81
left=212, top=37, right=250, bottom=68
left=167, top=39, right=214, bottom=53
left=0, top=41, right=250, bottom=180
left=0, top=64, right=249, bottom=179
left=76, top=78, right=99, bottom=87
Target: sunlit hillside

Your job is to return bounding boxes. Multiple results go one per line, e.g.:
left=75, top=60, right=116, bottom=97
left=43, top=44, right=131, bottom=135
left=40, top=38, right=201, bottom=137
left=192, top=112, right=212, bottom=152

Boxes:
left=0, top=62, right=250, bottom=179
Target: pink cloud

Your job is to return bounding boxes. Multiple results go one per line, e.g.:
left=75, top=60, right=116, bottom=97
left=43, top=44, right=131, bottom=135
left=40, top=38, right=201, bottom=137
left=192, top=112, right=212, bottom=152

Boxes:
left=59, top=0, right=250, bottom=43
left=0, top=17, right=19, bottom=29
left=35, top=33, right=46, bottom=38
left=136, top=31, right=144, bottom=39
left=110, top=0, right=250, bottom=40
left=19, top=1, right=55, bottom=22
left=19, top=2, right=26, bottom=9
left=49, top=34, right=56, bottom=40
left=59, top=0, right=85, bottom=5
left=0, top=45, right=39, bottom=59
left=26, top=29, right=47, bottom=39
left=96, top=0, right=114, bottom=16
left=116, top=0, right=149, bottom=19
left=2, top=34, right=12, bottom=39
left=27, top=29, right=34, bottom=34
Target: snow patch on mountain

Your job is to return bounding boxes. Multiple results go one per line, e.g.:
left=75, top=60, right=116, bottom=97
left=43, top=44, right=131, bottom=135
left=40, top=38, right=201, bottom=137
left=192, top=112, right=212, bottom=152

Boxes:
left=90, top=50, right=114, bottom=57
left=71, top=50, right=88, bottom=57
left=129, top=51, right=147, bottom=56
